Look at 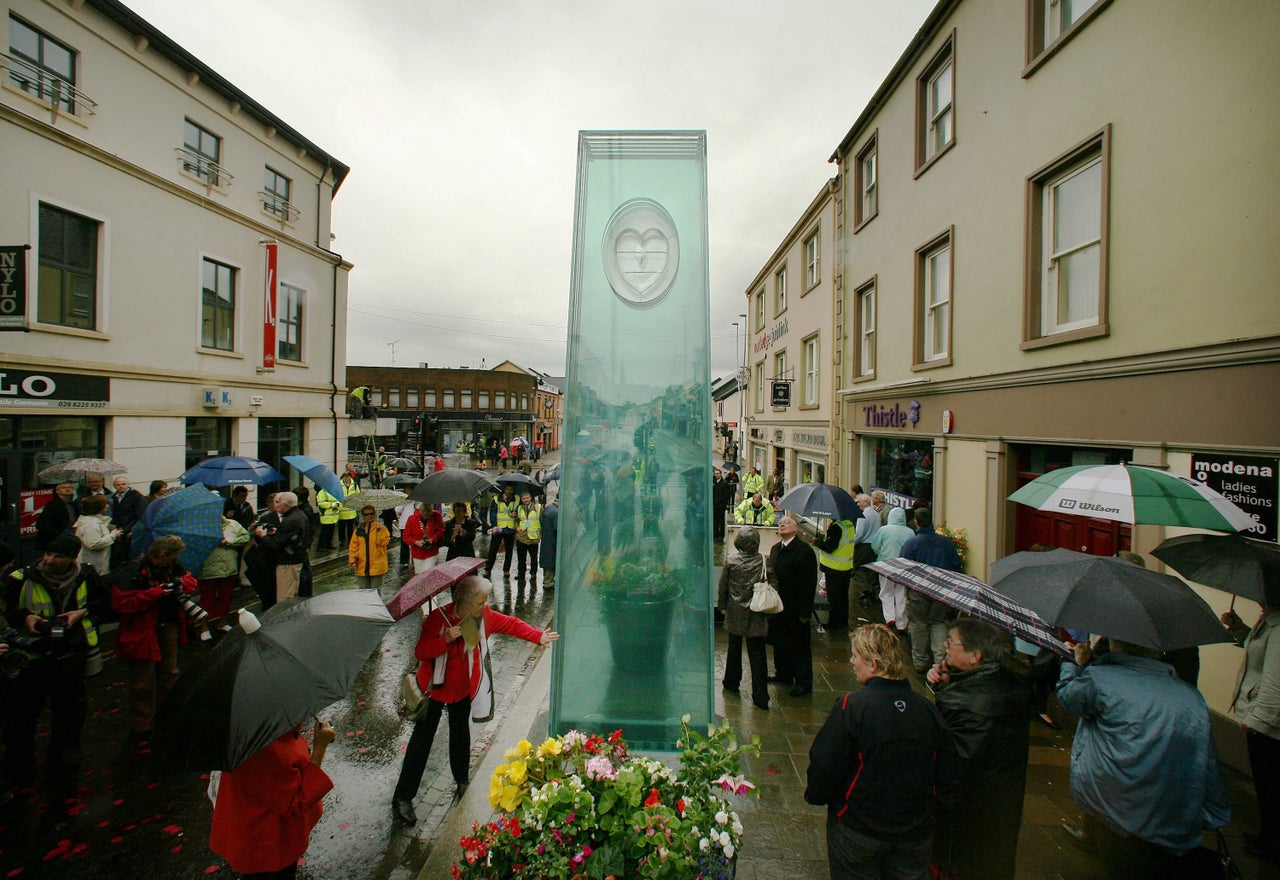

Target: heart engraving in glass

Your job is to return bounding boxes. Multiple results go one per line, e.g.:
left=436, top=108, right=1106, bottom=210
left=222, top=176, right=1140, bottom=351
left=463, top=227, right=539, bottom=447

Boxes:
left=602, top=198, right=680, bottom=309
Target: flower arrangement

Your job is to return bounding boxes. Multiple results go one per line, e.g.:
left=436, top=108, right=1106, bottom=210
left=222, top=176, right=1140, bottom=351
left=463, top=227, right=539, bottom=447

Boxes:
left=937, top=523, right=970, bottom=572
left=453, top=716, right=760, bottom=880
left=588, top=554, right=682, bottom=603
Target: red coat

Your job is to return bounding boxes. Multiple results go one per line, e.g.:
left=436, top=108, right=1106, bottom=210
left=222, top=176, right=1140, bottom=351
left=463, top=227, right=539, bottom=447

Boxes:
left=401, top=509, right=444, bottom=561
left=109, top=560, right=198, bottom=662
left=209, top=728, right=333, bottom=874
left=415, top=603, right=544, bottom=704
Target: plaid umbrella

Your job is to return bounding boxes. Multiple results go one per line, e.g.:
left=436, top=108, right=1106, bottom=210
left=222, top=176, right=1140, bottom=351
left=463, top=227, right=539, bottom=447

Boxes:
left=865, top=557, right=1071, bottom=658
left=384, top=556, right=486, bottom=620
left=132, top=484, right=225, bottom=573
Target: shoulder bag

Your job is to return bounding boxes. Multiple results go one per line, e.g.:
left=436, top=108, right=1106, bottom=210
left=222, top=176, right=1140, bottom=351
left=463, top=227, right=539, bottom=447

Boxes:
left=749, top=580, right=784, bottom=614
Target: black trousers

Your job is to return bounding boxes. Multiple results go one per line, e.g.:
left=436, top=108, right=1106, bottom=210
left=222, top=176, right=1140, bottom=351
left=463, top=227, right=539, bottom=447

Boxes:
left=822, top=566, right=852, bottom=630
left=2, top=656, right=86, bottom=782
left=724, top=634, right=768, bottom=705
left=243, top=866, right=297, bottom=880
left=770, top=617, right=812, bottom=688
left=318, top=522, right=337, bottom=550
left=515, top=541, right=539, bottom=580
left=1249, top=728, right=1280, bottom=842
left=394, top=696, right=471, bottom=801
left=712, top=507, right=727, bottom=542
left=486, top=532, right=515, bottom=574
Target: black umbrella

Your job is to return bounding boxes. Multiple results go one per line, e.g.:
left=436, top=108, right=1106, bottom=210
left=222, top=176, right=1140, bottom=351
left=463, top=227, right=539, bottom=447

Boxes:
left=494, top=471, right=543, bottom=494
left=383, top=473, right=420, bottom=488
left=386, top=457, right=417, bottom=471
left=990, top=548, right=1233, bottom=652
left=777, top=483, right=860, bottom=521
left=154, top=590, right=393, bottom=770
left=1151, top=533, right=1280, bottom=606
left=408, top=468, right=496, bottom=505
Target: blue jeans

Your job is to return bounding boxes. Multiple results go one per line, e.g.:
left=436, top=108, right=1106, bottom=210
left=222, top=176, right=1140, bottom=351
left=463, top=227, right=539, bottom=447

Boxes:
left=827, top=818, right=932, bottom=880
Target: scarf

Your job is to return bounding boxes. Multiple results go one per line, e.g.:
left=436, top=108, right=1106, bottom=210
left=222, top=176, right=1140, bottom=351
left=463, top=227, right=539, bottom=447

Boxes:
left=430, top=607, right=495, bottom=723
left=35, top=560, right=81, bottom=610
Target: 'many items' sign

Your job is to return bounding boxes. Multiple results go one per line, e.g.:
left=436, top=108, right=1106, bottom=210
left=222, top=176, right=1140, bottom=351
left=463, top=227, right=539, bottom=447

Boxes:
left=0, top=245, right=30, bottom=331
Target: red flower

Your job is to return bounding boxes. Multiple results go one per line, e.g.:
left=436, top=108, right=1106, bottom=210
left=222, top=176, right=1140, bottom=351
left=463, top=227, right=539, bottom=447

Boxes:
left=645, top=788, right=661, bottom=808
left=608, top=730, right=623, bottom=743
left=676, top=798, right=686, bottom=815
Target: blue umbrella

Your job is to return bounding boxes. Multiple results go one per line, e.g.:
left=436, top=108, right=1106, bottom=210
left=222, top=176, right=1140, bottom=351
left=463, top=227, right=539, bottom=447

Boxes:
left=182, top=455, right=285, bottom=487
left=284, top=454, right=345, bottom=501
left=132, top=485, right=225, bottom=573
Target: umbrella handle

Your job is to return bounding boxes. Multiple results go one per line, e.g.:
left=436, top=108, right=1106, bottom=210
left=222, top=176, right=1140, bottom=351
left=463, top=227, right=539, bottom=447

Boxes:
left=1229, top=594, right=1236, bottom=613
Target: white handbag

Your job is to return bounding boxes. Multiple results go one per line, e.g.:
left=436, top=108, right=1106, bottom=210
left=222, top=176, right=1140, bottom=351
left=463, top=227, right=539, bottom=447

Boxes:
left=749, top=580, right=784, bottom=614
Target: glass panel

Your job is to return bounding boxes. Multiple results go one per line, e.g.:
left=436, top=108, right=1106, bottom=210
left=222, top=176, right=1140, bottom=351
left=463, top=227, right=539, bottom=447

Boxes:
left=931, top=302, right=949, bottom=356
left=928, top=248, right=950, bottom=305
left=1053, top=160, right=1101, bottom=253
left=424, top=390, right=437, bottom=407
left=552, top=132, right=713, bottom=749
left=865, top=436, right=934, bottom=508
left=36, top=266, right=62, bottom=324
left=10, top=19, right=41, bottom=60
left=442, top=390, right=454, bottom=408
left=931, top=63, right=952, bottom=116
left=202, top=258, right=215, bottom=292
left=1057, top=243, right=1100, bottom=324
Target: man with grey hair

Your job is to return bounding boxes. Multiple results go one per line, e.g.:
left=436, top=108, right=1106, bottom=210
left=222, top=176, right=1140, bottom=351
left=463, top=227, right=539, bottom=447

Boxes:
left=254, top=491, right=311, bottom=603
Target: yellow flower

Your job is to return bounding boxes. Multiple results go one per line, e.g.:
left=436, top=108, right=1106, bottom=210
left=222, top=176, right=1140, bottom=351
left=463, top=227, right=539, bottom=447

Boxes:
left=536, top=737, right=563, bottom=758
left=507, top=759, right=528, bottom=785
left=499, top=782, right=523, bottom=812
left=488, top=769, right=507, bottom=809
left=503, top=739, right=533, bottom=761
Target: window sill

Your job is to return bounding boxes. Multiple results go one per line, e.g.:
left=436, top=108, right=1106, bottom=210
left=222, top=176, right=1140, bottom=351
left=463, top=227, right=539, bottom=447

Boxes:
left=774, top=306, right=788, bottom=319
left=911, top=355, right=952, bottom=371
left=802, top=280, right=821, bottom=297
left=197, top=347, right=245, bottom=359
left=798, top=403, right=820, bottom=411
left=28, top=321, right=109, bottom=340
left=1020, top=323, right=1109, bottom=350
left=1023, top=0, right=1113, bottom=78
left=913, top=140, right=955, bottom=180
left=852, top=372, right=877, bottom=384
left=179, top=168, right=229, bottom=195
left=276, top=358, right=309, bottom=368
left=853, top=212, right=878, bottom=234
left=261, top=208, right=298, bottom=228
left=1, top=80, right=91, bottom=128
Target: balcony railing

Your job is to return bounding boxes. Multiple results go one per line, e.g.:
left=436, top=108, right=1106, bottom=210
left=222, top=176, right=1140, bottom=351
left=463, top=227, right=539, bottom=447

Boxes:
left=2, top=52, right=97, bottom=118
left=175, top=147, right=233, bottom=191
left=259, top=192, right=301, bottom=223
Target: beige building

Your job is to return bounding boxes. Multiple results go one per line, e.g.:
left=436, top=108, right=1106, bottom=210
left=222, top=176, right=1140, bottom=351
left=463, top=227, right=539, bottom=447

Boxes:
left=828, top=0, right=1280, bottom=737
left=1, top=0, right=351, bottom=554
left=742, top=178, right=839, bottom=492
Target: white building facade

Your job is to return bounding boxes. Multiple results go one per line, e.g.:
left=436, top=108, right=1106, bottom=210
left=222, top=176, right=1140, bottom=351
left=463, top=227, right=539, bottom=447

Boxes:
left=1, top=0, right=351, bottom=555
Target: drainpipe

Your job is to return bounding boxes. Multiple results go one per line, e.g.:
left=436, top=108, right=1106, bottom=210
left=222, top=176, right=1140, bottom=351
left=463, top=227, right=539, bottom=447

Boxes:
left=319, top=162, right=341, bottom=470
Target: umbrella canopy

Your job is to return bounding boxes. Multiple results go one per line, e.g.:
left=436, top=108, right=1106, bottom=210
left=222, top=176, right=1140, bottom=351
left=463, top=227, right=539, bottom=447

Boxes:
left=408, top=469, right=496, bottom=505
left=131, top=484, right=225, bottom=572
left=383, top=473, right=420, bottom=488
left=154, top=590, right=393, bottom=770
left=37, top=457, right=128, bottom=483
left=990, top=548, right=1233, bottom=652
left=386, top=457, right=417, bottom=471
left=721, top=461, right=741, bottom=472
left=283, top=454, right=345, bottom=501
left=866, top=558, right=1071, bottom=658
left=1007, top=463, right=1255, bottom=532
left=1152, top=533, right=1280, bottom=605
left=777, top=483, right=860, bottom=521
left=342, top=489, right=408, bottom=513
left=181, top=456, right=285, bottom=487
left=494, top=471, right=542, bottom=494
left=385, top=556, right=487, bottom=620
left=510, top=436, right=529, bottom=447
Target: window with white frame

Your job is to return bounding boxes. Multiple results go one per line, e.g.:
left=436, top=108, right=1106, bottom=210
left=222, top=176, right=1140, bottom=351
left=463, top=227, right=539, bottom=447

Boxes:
left=856, top=280, right=876, bottom=377
left=183, top=119, right=222, bottom=187
left=775, top=266, right=787, bottom=314
left=1026, top=0, right=1109, bottom=72
left=754, top=362, right=765, bottom=412
left=495, top=391, right=506, bottom=410
left=916, top=35, right=955, bottom=172
left=200, top=257, right=236, bottom=351
left=521, top=393, right=529, bottom=410
left=803, top=230, right=820, bottom=288
left=915, top=231, right=953, bottom=366
left=388, top=388, right=401, bottom=407
left=8, top=15, right=76, bottom=114
left=37, top=202, right=99, bottom=330
left=855, top=133, right=878, bottom=228
left=423, top=390, right=437, bottom=408
left=1025, top=128, right=1109, bottom=345
left=407, top=389, right=419, bottom=409
left=277, top=282, right=304, bottom=362
left=802, top=335, right=819, bottom=406
left=461, top=390, right=473, bottom=409
left=479, top=391, right=490, bottom=410
left=754, top=290, right=765, bottom=330
left=443, top=390, right=455, bottom=409
left=773, top=350, right=788, bottom=383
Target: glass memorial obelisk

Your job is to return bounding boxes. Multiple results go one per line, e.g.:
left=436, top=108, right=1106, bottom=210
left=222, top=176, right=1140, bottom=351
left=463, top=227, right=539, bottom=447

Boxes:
left=550, top=131, right=713, bottom=749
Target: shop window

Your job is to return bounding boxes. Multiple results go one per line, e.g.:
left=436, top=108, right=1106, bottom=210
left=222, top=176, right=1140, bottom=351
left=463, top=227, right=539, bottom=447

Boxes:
left=864, top=437, right=934, bottom=508
left=185, top=416, right=231, bottom=470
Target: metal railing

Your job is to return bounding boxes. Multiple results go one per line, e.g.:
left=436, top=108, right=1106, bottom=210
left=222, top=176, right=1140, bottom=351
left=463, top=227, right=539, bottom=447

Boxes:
left=175, top=147, right=233, bottom=190
left=259, top=192, right=301, bottom=223
left=2, top=52, right=97, bottom=117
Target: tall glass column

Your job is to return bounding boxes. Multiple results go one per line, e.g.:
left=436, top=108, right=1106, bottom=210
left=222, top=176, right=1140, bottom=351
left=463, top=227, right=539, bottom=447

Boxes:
left=550, top=131, right=713, bottom=749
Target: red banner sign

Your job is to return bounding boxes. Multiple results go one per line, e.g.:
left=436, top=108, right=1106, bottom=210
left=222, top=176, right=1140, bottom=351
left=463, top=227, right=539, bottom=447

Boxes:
left=262, top=242, right=277, bottom=370
left=20, top=487, right=54, bottom=537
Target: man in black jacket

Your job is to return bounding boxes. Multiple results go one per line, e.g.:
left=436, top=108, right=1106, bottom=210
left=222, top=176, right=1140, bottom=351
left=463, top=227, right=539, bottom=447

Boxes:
left=926, top=619, right=1031, bottom=879
left=108, top=476, right=148, bottom=569
left=807, top=623, right=960, bottom=879
left=711, top=469, right=733, bottom=543
left=34, top=482, right=77, bottom=552
left=767, top=516, right=818, bottom=696
left=253, top=492, right=310, bottom=604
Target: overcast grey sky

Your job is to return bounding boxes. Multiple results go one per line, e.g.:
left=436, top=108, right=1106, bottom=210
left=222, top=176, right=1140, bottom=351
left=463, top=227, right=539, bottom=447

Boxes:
left=125, top=0, right=935, bottom=377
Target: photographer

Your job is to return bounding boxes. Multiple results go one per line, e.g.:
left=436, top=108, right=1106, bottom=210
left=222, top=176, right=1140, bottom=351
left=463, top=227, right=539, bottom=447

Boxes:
left=2, top=534, right=108, bottom=793
left=109, top=535, right=199, bottom=736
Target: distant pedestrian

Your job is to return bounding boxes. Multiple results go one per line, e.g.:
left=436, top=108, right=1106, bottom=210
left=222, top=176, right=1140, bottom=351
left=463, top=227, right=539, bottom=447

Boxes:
left=870, top=507, right=915, bottom=633
left=34, top=481, right=77, bottom=553
left=711, top=469, right=733, bottom=543
left=513, top=491, right=541, bottom=587
left=348, top=505, right=390, bottom=590
left=108, top=476, right=147, bottom=569
left=443, top=502, right=479, bottom=561
left=901, top=508, right=961, bottom=672
left=197, top=515, right=250, bottom=638
left=539, top=494, right=558, bottom=589
left=402, top=504, right=444, bottom=574
left=73, top=494, right=121, bottom=575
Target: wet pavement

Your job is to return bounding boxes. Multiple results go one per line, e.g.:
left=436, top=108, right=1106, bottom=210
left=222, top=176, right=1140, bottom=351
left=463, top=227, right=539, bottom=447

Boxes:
left=0, top=557, right=555, bottom=879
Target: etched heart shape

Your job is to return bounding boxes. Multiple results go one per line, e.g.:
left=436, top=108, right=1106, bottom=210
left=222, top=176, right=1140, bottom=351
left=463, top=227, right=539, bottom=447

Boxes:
left=614, top=228, right=669, bottom=294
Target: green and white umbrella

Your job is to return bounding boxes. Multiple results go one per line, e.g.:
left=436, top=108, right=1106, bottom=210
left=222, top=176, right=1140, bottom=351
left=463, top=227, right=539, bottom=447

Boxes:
left=1008, top=463, right=1255, bottom=532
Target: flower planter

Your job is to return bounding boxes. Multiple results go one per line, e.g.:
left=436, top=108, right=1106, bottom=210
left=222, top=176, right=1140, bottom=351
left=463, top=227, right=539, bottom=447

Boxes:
left=601, top=593, right=677, bottom=672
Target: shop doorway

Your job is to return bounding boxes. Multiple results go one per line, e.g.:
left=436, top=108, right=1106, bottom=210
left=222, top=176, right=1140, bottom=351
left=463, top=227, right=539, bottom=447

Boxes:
left=1012, top=445, right=1130, bottom=555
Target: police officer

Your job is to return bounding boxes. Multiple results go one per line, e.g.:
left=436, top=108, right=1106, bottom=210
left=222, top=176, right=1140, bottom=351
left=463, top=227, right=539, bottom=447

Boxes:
left=514, top=491, right=542, bottom=587
left=2, top=534, right=106, bottom=792
left=815, top=515, right=857, bottom=631
left=484, top=484, right=518, bottom=579
left=316, top=487, right=342, bottom=550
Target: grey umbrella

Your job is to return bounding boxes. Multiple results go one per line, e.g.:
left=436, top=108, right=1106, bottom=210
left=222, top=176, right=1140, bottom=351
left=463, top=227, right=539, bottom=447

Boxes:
left=990, top=548, right=1233, bottom=652
left=1151, top=533, right=1280, bottom=606
left=407, top=468, right=496, bottom=505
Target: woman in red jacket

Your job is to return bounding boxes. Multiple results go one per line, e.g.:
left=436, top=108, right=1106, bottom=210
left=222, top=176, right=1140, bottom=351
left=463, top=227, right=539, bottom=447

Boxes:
left=210, top=719, right=335, bottom=879
left=109, top=535, right=199, bottom=734
left=400, top=504, right=445, bottom=575
left=390, top=575, right=558, bottom=825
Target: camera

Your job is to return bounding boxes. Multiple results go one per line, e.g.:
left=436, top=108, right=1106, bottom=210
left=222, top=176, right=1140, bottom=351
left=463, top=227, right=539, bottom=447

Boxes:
left=0, top=627, right=35, bottom=678
left=164, top=580, right=211, bottom=626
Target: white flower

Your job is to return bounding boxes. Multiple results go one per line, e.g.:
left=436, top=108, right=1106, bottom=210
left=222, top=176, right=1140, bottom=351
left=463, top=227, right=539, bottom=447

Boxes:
left=699, top=838, right=710, bottom=852
left=732, top=819, right=744, bottom=835
left=724, top=842, right=736, bottom=859
left=681, top=713, right=692, bottom=723
left=716, top=810, right=729, bottom=825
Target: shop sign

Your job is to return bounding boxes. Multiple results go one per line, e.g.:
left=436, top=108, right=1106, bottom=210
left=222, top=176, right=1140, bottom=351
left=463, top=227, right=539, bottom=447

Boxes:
left=862, top=400, right=921, bottom=429
left=0, top=369, right=109, bottom=409
left=1189, top=453, right=1278, bottom=541
left=0, top=245, right=29, bottom=330
left=771, top=381, right=791, bottom=407
left=871, top=486, right=917, bottom=511
left=202, top=388, right=234, bottom=408
left=793, top=431, right=828, bottom=448
left=19, top=487, right=54, bottom=537
left=752, top=318, right=789, bottom=353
